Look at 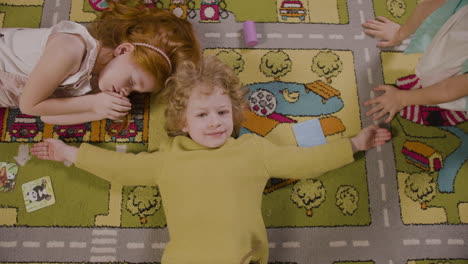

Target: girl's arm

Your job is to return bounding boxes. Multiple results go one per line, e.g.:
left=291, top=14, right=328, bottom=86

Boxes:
left=41, top=106, right=129, bottom=125
left=19, top=33, right=131, bottom=119
left=365, top=73, right=468, bottom=122
left=31, top=139, right=159, bottom=185
left=362, top=0, right=446, bottom=47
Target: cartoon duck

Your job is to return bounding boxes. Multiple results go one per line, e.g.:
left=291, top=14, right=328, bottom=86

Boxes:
left=280, top=88, right=300, bottom=103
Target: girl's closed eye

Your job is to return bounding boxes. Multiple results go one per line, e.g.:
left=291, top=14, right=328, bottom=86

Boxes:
left=218, top=110, right=229, bottom=115
left=197, top=112, right=207, bottom=118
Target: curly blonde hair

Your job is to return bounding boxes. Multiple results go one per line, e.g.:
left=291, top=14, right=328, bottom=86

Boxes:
left=88, top=0, right=201, bottom=93
left=164, top=55, right=248, bottom=137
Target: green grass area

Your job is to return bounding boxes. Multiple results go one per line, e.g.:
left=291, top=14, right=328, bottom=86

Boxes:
left=0, top=4, right=42, bottom=28
left=415, top=260, right=468, bottom=264
left=372, top=0, right=419, bottom=24
left=263, top=152, right=370, bottom=227
left=391, top=116, right=468, bottom=224
left=0, top=142, right=147, bottom=227
left=337, top=0, right=349, bottom=24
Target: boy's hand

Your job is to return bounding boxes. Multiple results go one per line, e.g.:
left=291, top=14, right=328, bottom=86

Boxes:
left=350, top=125, right=391, bottom=153
left=92, top=92, right=132, bottom=120
left=30, top=138, right=78, bottom=163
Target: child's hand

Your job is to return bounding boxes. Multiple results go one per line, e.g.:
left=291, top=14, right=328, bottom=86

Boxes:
left=362, top=16, right=403, bottom=48
left=92, top=92, right=132, bottom=120
left=364, top=85, right=405, bottom=123
left=350, top=125, right=391, bottom=153
left=30, top=138, right=78, bottom=163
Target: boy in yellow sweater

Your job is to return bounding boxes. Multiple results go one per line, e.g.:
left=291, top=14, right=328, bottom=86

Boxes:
left=31, top=56, right=391, bottom=264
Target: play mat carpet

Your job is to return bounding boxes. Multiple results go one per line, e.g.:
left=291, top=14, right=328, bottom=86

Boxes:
left=0, top=0, right=467, bottom=264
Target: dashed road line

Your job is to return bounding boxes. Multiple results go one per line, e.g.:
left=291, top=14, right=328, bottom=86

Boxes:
left=354, top=32, right=365, bottom=40
left=23, top=241, right=40, bottom=248
left=70, top=242, right=87, bottom=248
left=127, top=242, right=145, bottom=249
left=282, top=241, right=300, bottom=248
left=92, top=229, right=118, bottom=236
left=425, top=239, right=442, bottom=245
left=359, top=10, right=365, bottom=24
left=269, top=242, right=276, bottom=248
left=328, top=34, right=343, bottom=39
left=309, top=34, right=324, bottom=39
left=380, top=183, right=387, bottom=201
left=91, top=247, right=116, bottom=254
left=367, top=67, right=373, bottom=84
left=352, top=240, right=370, bottom=247
left=288, top=33, right=303, bottom=39
left=46, top=241, right=64, bottom=248
left=403, top=239, right=420, bottom=246
left=267, top=33, right=282, bottom=39
left=204, top=32, right=221, bottom=38
left=364, top=48, right=370, bottom=63
left=383, top=208, right=390, bottom=227
left=330, top=241, right=347, bottom=247
left=90, top=256, right=116, bottom=262
left=378, top=159, right=384, bottom=178
left=92, top=238, right=116, bottom=245
left=447, top=239, right=464, bottom=245
left=0, top=241, right=17, bottom=248
left=151, top=242, right=166, bottom=249
left=226, top=32, right=241, bottom=38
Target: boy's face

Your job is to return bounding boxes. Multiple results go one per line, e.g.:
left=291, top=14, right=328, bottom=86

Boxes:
left=182, top=86, right=234, bottom=148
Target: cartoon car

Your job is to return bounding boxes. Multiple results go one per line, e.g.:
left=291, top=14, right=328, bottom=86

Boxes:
left=170, top=0, right=188, bottom=19
left=279, top=0, right=306, bottom=21
left=9, top=114, right=39, bottom=141
left=55, top=124, right=87, bottom=142
left=200, top=0, right=220, bottom=21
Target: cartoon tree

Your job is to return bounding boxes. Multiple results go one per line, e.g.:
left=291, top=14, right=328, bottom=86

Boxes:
left=335, top=185, right=359, bottom=215
left=216, top=50, right=245, bottom=75
left=386, top=0, right=406, bottom=18
left=311, top=51, right=343, bottom=84
left=290, top=179, right=326, bottom=217
left=260, top=50, right=292, bottom=81
left=404, top=172, right=436, bottom=210
left=126, top=186, right=162, bottom=224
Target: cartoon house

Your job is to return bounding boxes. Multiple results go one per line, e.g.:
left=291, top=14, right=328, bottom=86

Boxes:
left=401, top=141, right=443, bottom=172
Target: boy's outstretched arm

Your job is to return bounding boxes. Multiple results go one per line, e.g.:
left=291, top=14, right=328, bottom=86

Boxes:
left=30, top=138, right=78, bottom=163
left=349, top=125, right=392, bottom=153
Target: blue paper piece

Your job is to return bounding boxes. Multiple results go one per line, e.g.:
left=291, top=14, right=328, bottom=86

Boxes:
left=292, top=119, right=326, bottom=147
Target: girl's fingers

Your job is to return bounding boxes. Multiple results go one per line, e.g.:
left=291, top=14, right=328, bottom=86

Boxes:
left=366, top=104, right=384, bottom=117
left=376, top=16, right=391, bottom=23
left=373, top=109, right=389, bottom=121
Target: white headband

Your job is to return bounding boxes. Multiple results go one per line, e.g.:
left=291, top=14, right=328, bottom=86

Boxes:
left=132, top=42, right=172, bottom=72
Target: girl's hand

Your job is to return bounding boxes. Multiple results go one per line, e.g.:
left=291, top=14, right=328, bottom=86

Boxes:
left=92, top=92, right=132, bottom=120
left=350, top=125, right=392, bottom=153
left=30, top=138, right=78, bottom=163
left=364, top=85, right=405, bottom=123
left=362, top=16, right=403, bottom=48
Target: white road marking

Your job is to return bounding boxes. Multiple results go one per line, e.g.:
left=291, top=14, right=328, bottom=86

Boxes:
left=328, top=34, right=343, bottom=39
left=389, top=260, right=394, bottom=264
left=92, top=229, right=117, bottom=236
left=378, top=159, right=384, bottom=178
left=367, top=67, right=373, bottom=84
left=288, top=33, right=303, bottom=39
left=330, top=241, right=347, bottom=247
left=70, top=242, right=87, bottom=248
left=267, top=33, right=283, bottom=39
left=151, top=242, right=166, bottom=249
left=309, top=34, right=324, bottom=39
left=46, top=241, right=64, bottom=248
left=383, top=208, right=390, bottom=227
left=92, top=238, right=117, bottom=245
left=90, top=256, right=116, bottom=262
left=359, top=10, right=365, bottom=24
left=352, top=240, right=369, bottom=247
left=52, top=12, right=58, bottom=25
left=90, top=247, right=116, bottom=253
left=116, top=145, right=127, bottom=153
left=226, top=32, right=240, bottom=38
left=282, top=241, right=300, bottom=248
left=269, top=242, right=276, bottom=248
left=425, top=239, right=441, bottom=245
left=0, top=241, right=17, bottom=248
left=127, top=242, right=145, bottom=249
left=23, top=241, right=40, bottom=248
left=354, top=32, right=365, bottom=39
left=205, top=32, right=221, bottom=38
left=447, top=239, right=464, bottom=245
left=403, top=239, right=420, bottom=246
left=380, top=184, right=387, bottom=201
left=376, top=145, right=382, bottom=152
left=55, top=0, right=60, bottom=7
left=257, top=33, right=263, bottom=39
left=364, top=48, right=370, bottom=63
